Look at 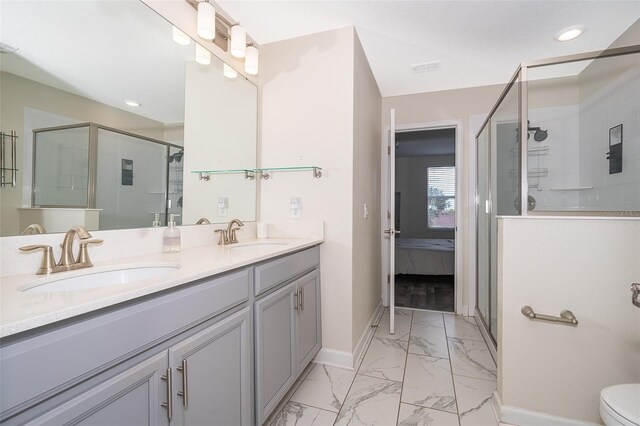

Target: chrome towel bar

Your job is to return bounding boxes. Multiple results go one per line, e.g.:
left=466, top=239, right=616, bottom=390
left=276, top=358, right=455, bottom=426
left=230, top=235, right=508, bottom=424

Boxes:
left=521, top=306, right=578, bottom=326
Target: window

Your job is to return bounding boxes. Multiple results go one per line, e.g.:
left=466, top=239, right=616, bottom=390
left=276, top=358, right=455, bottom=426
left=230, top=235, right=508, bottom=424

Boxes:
left=427, top=166, right=455, bottom=229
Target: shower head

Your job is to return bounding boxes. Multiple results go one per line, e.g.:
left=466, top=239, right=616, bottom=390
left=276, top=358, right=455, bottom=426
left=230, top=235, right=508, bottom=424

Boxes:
left=527, top=124, right=548, bottom=142
left=533, top=129, right=548, bottom=142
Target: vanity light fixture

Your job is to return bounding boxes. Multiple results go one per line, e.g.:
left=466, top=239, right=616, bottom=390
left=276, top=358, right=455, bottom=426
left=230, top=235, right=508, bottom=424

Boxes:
left=555, top=25, right=585, bottom=42
left=185, top=0, right=259, bottom=75
left=195, top=43, right=211, bottom=65
left=125, top=100, right=141, bottom=107
left=245, top=44, right=259, bottom=75
left=223, top=63, right=238, bottom=79
left=230, top=24, right=247, bottom=58
left=197, top=0, right=216, bottom=40
left=172, top=26, right=191, bottom=46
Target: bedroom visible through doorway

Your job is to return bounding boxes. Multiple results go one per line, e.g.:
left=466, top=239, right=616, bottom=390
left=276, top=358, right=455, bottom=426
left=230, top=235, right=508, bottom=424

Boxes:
left=394, top=128, right=456, bottom=312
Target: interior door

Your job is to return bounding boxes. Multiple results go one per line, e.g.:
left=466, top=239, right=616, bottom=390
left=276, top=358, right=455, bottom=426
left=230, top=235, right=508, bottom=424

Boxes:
left=385, top=109, right=397, bottom=334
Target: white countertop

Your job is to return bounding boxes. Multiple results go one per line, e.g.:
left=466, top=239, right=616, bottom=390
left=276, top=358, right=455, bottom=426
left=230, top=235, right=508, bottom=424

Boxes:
left=0, top=237, right=322, bottom=338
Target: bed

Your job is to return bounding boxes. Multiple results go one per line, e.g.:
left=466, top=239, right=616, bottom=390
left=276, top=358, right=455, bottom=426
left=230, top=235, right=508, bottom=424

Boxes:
left=395, top=238, right=455, bottom=275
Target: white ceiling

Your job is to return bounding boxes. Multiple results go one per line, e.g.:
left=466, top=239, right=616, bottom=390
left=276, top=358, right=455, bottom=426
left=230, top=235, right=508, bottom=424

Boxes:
left=0, top=1, right=196, bottom=124
left=217, top=0, right=640, bottom=97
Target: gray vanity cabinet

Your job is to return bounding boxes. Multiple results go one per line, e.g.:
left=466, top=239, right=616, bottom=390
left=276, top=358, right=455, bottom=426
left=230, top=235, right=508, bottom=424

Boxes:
left=26, top=351, right=170, bottom=426
left=168, top=307, right=252, bottom=426
left=254, top=282, right=297, bottom=425
left=254, top=247, right=322, bottom=425
left=295, top=269, right=321, bottom=374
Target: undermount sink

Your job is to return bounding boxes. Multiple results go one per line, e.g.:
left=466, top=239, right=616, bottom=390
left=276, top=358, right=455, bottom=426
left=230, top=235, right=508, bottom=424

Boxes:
left=229, top=242, right=288, bottom=250
left=21, top=264, right=181, bottom=294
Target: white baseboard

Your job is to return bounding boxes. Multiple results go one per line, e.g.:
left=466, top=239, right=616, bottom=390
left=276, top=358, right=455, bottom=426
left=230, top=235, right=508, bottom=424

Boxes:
left=352, top=300, right=384, bottom=368
left=313, top=348, right=354, bottom=370
left=314, top=300, right=384, bottom=371
left=492, top=391, right=600, bottom=426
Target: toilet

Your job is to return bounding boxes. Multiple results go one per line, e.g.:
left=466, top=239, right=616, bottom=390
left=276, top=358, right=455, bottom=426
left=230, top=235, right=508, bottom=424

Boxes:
left=600, top=384, right=640, bottom=426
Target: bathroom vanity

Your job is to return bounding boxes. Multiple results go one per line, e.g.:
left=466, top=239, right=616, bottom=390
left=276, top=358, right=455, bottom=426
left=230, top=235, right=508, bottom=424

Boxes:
left=0, top=241, right=322, bottom=425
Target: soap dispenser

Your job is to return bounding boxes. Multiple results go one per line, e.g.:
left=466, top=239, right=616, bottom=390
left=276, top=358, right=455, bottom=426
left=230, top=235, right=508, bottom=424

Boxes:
left=163, top=214, right=181, bottom=253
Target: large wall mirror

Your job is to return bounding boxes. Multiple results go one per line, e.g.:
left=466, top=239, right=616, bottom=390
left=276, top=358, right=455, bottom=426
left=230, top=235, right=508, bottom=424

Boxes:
left=0, top=0, right=257, bottom=237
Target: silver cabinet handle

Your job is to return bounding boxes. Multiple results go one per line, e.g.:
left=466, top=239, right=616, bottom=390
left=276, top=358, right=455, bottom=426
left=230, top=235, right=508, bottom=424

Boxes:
left=521, top=306, right=578, bottom=326
left=632, top=283, right=640, bottom=308
left=301, top=287, right=304, bottom=312
left=161, top=368, right=173, bottom=420
left=294, top=289, right=299, bottom=311
left=177, top=359, right=189, bottom=406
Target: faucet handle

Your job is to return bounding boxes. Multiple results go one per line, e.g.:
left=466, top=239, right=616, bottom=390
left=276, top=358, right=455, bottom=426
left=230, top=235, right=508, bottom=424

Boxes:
left=76, top=239, right=103, bottom=267
left=19, top=245, right=56, bottom=275
left=214, top=229, right=228, bottom=245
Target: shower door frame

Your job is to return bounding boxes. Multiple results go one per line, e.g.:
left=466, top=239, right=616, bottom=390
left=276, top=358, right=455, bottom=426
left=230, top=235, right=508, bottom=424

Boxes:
left=474, top=43, right=640, bottom=349
left=32, top=122, right=183, bottom=224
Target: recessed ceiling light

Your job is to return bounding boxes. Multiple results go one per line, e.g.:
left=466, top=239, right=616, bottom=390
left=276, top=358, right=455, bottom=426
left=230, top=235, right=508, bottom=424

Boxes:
left=125, top=100, right=141, bottom=107
left=172, top=26, right=190, bottom=46
left=555, top=25, right=585, bottom=42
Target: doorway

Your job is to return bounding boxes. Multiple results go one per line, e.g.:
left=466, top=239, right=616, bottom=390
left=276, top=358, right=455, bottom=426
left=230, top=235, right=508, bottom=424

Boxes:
left=394, top=128, right=456, bottom=312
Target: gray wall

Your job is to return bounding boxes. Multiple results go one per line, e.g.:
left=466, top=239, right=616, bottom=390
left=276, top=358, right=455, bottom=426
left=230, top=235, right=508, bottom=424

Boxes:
left=395, top=154, right=455, bottom=239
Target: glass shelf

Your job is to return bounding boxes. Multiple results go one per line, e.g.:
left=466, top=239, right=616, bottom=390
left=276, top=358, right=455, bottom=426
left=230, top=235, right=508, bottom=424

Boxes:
left=191, top=166, right=322, bottom=180
left=190, top=169, right=256, bottom=181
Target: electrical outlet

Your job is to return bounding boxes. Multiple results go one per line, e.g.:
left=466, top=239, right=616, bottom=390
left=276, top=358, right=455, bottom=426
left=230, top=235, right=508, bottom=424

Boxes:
left=363, top=203, right=369, bottom=219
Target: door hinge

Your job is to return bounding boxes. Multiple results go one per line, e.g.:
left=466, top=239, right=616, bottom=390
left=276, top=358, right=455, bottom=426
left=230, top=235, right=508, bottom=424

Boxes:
left=387, top=146, right=391, bottom=155
left=387, top=210, right=391, bottom=219
left=387, top=274, right=390, bottom=283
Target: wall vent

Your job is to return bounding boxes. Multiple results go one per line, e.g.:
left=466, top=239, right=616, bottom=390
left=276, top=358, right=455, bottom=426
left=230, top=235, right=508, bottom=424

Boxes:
left=412, top=61, right=441, bottom=73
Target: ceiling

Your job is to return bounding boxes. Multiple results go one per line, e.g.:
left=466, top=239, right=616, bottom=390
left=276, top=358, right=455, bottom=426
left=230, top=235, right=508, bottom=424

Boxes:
left=396, top=128, right=455, bottom=157
left=217, top=0, right=640, bottom=97
left=0, top=1, right=195, bottom=124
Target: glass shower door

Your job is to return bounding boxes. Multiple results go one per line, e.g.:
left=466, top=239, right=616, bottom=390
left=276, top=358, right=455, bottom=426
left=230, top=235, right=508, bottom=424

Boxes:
left=477, top=126, right=491, bottom=329
left=477, top=75, right=521, bottom=345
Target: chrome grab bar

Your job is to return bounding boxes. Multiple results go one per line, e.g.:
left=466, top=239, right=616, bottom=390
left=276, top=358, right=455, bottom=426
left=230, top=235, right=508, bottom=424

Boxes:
left=521, top=306, right=578, bottom=326
left=632, top=283, right=640, bottom=308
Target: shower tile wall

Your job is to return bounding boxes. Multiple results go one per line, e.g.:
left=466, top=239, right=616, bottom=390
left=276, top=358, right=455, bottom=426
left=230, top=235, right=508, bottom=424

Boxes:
left=527, top=105, right=580, bottom=210
left=578, top=64, right=640, bottom=211
left=528, top=64, right=640, bottom=212
left=96, top=129, right=168, bottom=230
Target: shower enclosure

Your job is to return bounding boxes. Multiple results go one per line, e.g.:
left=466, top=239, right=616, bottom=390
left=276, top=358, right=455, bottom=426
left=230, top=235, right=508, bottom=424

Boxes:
left=32, top=123, right=183, bottom=230
left=476, top=45, right=640, bottom=345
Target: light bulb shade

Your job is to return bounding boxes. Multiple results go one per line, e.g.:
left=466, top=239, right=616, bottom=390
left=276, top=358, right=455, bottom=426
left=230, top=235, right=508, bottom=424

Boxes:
left=245, top=45, right=259, bottom=75
left=172, top=26, right=190, bottom=46
left=197, top=1, right=215, bottom=40
left=223, top=63, right=238, bottom=79
left=195, top=44, right=211, bottom=65
left=230, top=25, right=246, bottom=58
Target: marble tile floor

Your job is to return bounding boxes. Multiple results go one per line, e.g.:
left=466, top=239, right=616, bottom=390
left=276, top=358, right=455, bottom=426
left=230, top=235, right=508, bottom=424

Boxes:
left=268, top=308, right=498, bottom=426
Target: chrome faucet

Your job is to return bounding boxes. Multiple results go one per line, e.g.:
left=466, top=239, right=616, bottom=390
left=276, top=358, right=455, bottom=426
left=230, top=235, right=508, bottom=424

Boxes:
left=214, top=219, right=244, bottom=245
left=19, top=226, right=103, bottom=275
left=196, top=218, right=210, bottom=224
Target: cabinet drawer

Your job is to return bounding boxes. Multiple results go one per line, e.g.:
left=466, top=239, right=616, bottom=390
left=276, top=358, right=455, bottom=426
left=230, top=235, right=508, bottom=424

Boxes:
left=254, top=247, right=319, bottom=297
left=0, top=269, right=249, bottom=417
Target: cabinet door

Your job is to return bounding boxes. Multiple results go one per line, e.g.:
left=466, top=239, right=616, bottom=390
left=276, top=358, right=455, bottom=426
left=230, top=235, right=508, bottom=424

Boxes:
left=27, top=352, right=169, bottom=426
left=168, top=307, right=252, bottom=426
left=254, top=282, right=297, bottom=425
left=296, top=269, right=321, bottom=374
